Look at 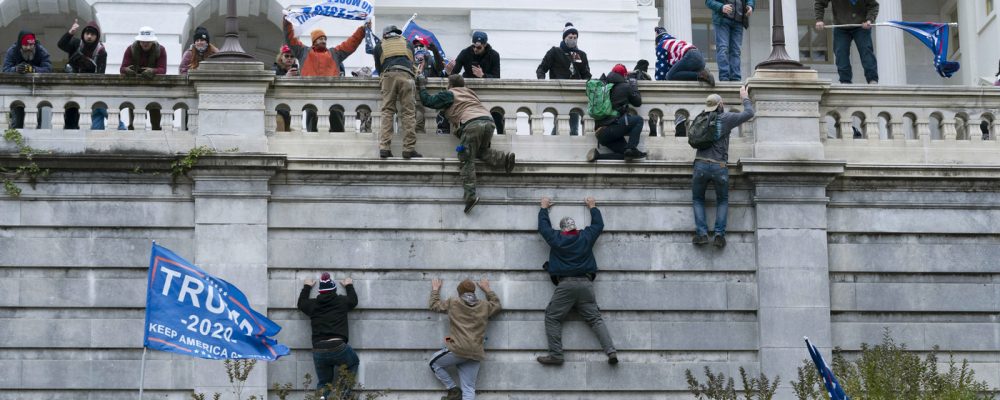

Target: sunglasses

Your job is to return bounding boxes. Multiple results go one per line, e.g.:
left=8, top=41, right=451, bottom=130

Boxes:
left=282, top=54, right=295, bottom=58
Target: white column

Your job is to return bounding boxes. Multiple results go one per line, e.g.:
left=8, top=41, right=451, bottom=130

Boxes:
left=772, top=0, right=800, bottom=61
left=662, top=0, right=693, bottom=42
left=876, top=0, right=906, bottom=84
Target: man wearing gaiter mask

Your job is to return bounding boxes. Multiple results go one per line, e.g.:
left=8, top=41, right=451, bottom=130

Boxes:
left=180, top=26, right=218, bottom=74
left=537, top=22, right=591, bottom=136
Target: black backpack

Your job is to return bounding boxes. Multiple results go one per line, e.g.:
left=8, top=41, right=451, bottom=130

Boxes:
left=687, top=110, right=723, bottom=150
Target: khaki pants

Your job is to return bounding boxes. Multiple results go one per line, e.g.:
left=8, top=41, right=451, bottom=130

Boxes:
left=459, top=119, right=508, bottom=202
left=378, top=70, right=417, bottom=152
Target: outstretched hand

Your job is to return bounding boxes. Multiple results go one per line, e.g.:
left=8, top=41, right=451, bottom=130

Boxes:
left=540, top=197, right=552, bottom=209
left=477, top=278, right=491, bottom=291
left=69, top=19, right=80, bottom=35
left=304, top=278, right=316, bottom=287
left=341, top=277, right=353, bottom=286
left=431, top=278, right=443, bottom=291
left=585, top=196, right=596, bottom=209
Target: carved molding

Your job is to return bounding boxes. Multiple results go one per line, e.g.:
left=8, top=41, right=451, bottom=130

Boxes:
left=198, top=93, right=265, bottom=110
left=755, top=101, right=820, bottom=117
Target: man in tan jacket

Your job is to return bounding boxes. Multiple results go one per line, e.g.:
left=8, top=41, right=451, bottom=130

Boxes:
left=429, top=278, right=501, bottom=400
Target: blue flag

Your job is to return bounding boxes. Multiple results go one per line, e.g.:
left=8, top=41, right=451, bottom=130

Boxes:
left=806, top=338, right=850, bottom=400
left=402, top=18, right=448, bottom=64
left=884, top=21, right=960, bottom=78
left=143, top=243, right=290, bottom=361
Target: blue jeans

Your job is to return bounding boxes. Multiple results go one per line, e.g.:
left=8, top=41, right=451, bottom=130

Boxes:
left=714, top=21, right=744, bottom=81
left=692, top=160, right=729, bottom=236
left=666, top=49, right=706, bottom=81
left=833, top=27, right=878, bottom=84
left=91, top=108, right=107, bottom=130
left=313, top=344, right=360, bottom=399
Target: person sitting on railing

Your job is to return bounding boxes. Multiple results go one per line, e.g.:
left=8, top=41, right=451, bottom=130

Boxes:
left=120, top=26, right=166, bottom=78
left=653, top=27, right=715, bottom=86
left=537, top=22, right=592, bottom=136
left=179, top=27, right=218, bottom=74
left=587, top=64, right=646, bottom=162
left=428, top=278, right=501, bottom=400
left=3, top=30, right=52, bottom=75
left=373, top=24, right=421, bottom=159
left=58, top=19, right=107, bottom=130
left=417, top=74, right=516, bottom=213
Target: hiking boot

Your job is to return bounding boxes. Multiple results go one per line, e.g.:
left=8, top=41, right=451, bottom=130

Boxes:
left=697, top=70, right=716, bottom=87
left=402, top=150, right=423, bottom=159
left=713, top=235, right=727, bottom=248
left=536, top=355, right=565, bottom=365
left=464, top=196, right=479, bottom=214
left=379, top=149, right=393, bottom=158
left=504, top=153, right=516, bottom=173
left=607, top=352, right=619, bottom=365
left=441, top=387, right=461, bottom=400
left=623, top=148, right=647, bottom=161
left=692, top=235, right=710, bottom=245
left=586, top=148, right=598, bottom=162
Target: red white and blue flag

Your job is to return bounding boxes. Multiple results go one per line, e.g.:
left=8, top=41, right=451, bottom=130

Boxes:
left=806, top=337, right=850, bottom=400
left=402, top=17, right=448, bottom=64
left=883, top=21, right=960, bottom=78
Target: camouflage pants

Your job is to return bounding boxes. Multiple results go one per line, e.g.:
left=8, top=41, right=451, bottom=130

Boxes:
left=459, top=119, right=508, bottom=202
left=378, top=70, right=416, bottom=152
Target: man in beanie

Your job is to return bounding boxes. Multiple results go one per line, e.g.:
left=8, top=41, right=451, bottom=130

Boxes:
left=58, top=19, right=107, bottom=129
left=282, top=15, right=367, bottom=77
left=537, top=22, right=591, bottom=136
left=418, top=74, right=516, bottom=213
left=691, top=86, right=754, bottom=248
left=653, top=27, right=714, bottom=86
left=627, top=59, right=652, bottom=81
left=180, top=26, right=218, bottom=74
left=707, top=0, right=754, bottom=82
left=449, top=31, right=500, bottom=79
left=587, top=64, right=645, bottom=162
left=298, top=272, right=359, bottom=399
left=536, top=196, right=618, bottom=366
left=429, top=278, right=501, bottom=400
left=373, top=24, right=421, bottom=159
left=816, top=0, right=880, bottom=84
left=3, top=30, right=52, bottom=74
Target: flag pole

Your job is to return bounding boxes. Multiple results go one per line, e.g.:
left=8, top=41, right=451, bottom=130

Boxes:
left=403, top=13, right=417, bottom=30
left=823, top=22, right=958, bottom=28
left=138, top=346, right=148, bottom=399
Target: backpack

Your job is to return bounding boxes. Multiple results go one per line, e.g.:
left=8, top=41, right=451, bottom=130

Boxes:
left=586, top=76, right=618, bottom=120
left=687, top=110, right=723, bottom=149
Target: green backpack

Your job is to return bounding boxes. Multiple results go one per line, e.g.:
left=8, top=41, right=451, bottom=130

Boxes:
left=586, top=77, right=618, bottom=120
left=687, top=110, right=723, bottom=149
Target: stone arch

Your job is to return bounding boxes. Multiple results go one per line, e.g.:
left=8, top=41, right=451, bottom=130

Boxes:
left=542, top=107, right=558, bottom=135
left=850, top=111, right=867, bottom=139
left=980, top=113, right=995, bottom=140
left=490, top=107, right=505, bottom=135
left=516, top=107, right=532, bottom=136
left=902, top=112, right=918, bottom=139
left=823, top=111, right=841, bottom=139
left=954, top=112, right=970, bottom=140
left=188, top=0, right=287, bottom=65
left=929, top=112, right=944, bottom=140
left=877, top=112, right=892, bottom=139
left=674, top=109, right=690, bottom=137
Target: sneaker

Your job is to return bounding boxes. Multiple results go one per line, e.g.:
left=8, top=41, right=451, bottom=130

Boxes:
left=402, top=150, right=423, bottom=159
left=464, top=197, right=479, bottom=214
left=607, top=352, right=619, bottom=365
left=692, top=235, right=710, bottom=245
left=624, top=148, right=647, bottom=161
left=713, top=235, right=727, bottom=248
left=442, top=387, right=461, bottom=400
left=536, top=355, right=565, bottom=365
left=504, top=153, right=516, bottom=173
left=697, top=70, right=716, bottom=87
left=586, top=148, right=598, bottom=162
left=379, top=149, right=393, bottom=158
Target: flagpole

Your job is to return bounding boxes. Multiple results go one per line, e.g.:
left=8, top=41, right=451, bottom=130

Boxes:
left=138, top=346, right=147, bottom=399
left=823, top=22, right=959, bottom=28
left=403, top=13, right=417, bottom=30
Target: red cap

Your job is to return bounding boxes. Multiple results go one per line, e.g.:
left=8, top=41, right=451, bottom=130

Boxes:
left=21, top=34, right=35, bottom=46
left=412, top=36, right=429, bottom=47
left=611, top=63, right=628, bottom=77
left=280, top=44, right=291, bottom=54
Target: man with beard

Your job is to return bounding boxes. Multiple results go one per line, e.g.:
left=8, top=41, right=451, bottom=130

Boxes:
left=537, top=22, right=591, bottom=136
left=59, top=19, right=107, bottom=129
left=180, top=26, right=218, bottom=74
left=449, top=31, right=500, bottom=79
left=120, top=27, right=166, bottom=130
left=4, top=30, right=52, bottom=129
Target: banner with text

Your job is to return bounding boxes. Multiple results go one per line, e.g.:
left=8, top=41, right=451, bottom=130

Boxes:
left=286, top=0, right=374, bottom=35
left=143, top=243, right=289, bottom=360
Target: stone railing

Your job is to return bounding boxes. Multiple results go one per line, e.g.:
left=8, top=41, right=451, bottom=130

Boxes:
left=1, top=66, right=998, bottom=164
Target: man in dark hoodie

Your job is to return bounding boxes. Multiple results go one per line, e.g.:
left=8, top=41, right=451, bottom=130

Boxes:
left=59, top=19, right=108, bottom=129
left=298, top=272, right=359, bottom=399
left=587, top=64, right=645, bottom=162
left=449, top=31, right=500, bottom=79
left=180, top=26, right=218, bottom=74
left=536, top=196, right=618, bottom=366
left=4, top=30, right=52, bottom=129
left=537, top=22, right=591, bottom=136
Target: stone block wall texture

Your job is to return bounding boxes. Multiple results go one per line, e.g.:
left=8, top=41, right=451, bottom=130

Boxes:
left=1, top=157, right=999, bottom=399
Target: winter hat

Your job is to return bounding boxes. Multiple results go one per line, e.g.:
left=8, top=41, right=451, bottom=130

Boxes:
left=611, top=63, right=628, bottom=77
left=318, top=272, right=336, bottom=293
left=310, top=29, right=326, bottom=43
left=635, top=59, right=649, bottom=72
left=382, top=25, right=402, bottom=38
left=562, top=22, right=579, bottom=39
left=193, top=26, right=209, bottom=42
left=457, top=279, right=476, bottom=295
left=20, top=34, right=35, bottom=46
left=472, top=31, right=488, bottom=44
left=705, top=94, right=723, bottom=113
left=135, top=26, right=157, bottom=42
left=280, top=44, right=292, bottom=54
left=654, top=26, right=669, bottom=42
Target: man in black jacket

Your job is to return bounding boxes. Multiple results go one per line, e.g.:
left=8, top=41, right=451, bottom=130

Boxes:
left=587, top=64, right=645, bottom=162
left=298, top=273, right=359, bottom=399
left=58, top=18, right=107, bottom=130
left=537, top=22, right=591, bottom=136
left=449, top=31, right=500, bottom=79
left=815, top=0, right=880, bottom=84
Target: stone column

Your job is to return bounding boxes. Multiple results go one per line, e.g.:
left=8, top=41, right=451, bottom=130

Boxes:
left=747, top=70, right=829, bottom=159
left=662, top=0, right=693, bottom=42
left=876, top=0, right=906, bottom=85
left=189, top=155, right=284, bottom=398
left=188, top=61, right=274, bottom=152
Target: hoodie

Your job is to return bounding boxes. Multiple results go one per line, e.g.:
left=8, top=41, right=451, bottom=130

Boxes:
left=429, top=288, right=502, bottom=361
left=58, top=21, right=106, bottom=73
left=297, top=284, right=358, bottom=345
left=538, top=207, right=604, bottom=277
left=2, top=30, right=52, bottom=73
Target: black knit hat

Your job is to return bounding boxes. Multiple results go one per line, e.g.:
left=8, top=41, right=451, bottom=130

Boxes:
left=563, top=22, right=579, bottom=39
left=193, top=26, right=209, bottom=42
left=635, top=59, right=649, bottom=72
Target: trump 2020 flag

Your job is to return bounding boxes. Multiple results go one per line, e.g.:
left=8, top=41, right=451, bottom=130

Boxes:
left=806, top=338, right=850, bottom=400
left=285, top=0, right=375, bottom=35
left=143, top=243, right=289, bottom=360
left=402, top=18, right=447, bottom=63
left=884, top=21, right=960, bottom=78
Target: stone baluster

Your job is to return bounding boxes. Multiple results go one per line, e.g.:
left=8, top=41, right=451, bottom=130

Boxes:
left=942, top=120, right=957, bottom=141
left=79, top=108, right=92, bottom=131
left=132, top=109, right=147, bottom=131
left=344, top=112, right=357, bottom=134
left=108, top=108, right=121, bottom=130
left=865, top=120, right=879, bottom=142
left=916, top=119, right=931, bottom=141
left=530, top=114, right=544, bottom=135
left=556, top=114, right=570, bottom=136
left=370, top=111, right=382, bottom=136
left=992, top=120, right=1000, bottom=141
left=24, top=107, right=38, bottom=129
left=290, top=110, right=304, bottom=133
left=663, top=114, right=676, bottom=136
left=504, top=113, right=517, bottom=135
left=161, top=111, right=174, bottom=133
left=970, top=118, right=983, bottom=143
left=890, top=121, right=904, bottom=142
left=51, top=108, right=65, bottom=130
left=317, top=109, right=331, bottom=133
left=582, top=115, right=594, bottom=135
left=838, top=120, right=853, bottom=140
left=0, top=107, right=8, bottom=130
left=187, top=110, right=199, bottom=132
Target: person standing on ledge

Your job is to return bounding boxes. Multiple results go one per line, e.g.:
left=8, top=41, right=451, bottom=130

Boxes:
left=815, top=0, right=880, bottom=84
left=373, top=24, right=421, bottom=159
left=536, top=196, right=618, bottom=366
left=537, top=22, right=591, bottom=136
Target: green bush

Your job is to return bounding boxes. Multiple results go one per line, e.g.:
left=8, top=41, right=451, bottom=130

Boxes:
left=685, top=366, right=779, bottom=400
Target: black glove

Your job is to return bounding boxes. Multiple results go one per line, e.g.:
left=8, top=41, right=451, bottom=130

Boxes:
left=415, top=74, right=427, bottom=90
left=140, top=68, right=155, bottom=79
left=15, top=63, right=27, bottom=74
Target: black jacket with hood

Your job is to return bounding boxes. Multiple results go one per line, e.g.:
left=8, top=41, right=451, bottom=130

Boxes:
left=536, top=42, right=591, bottom=80
left=297, top=284, right=358, bottom=346
left=596, top=72, right=642, bottom=127
left=58, top=21, right=106, bottom=73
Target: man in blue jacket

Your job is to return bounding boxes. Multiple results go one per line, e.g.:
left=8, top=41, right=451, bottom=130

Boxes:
left=536, top=196, right=618, bottom=366
left=706, top=0, right=754, bottom=82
